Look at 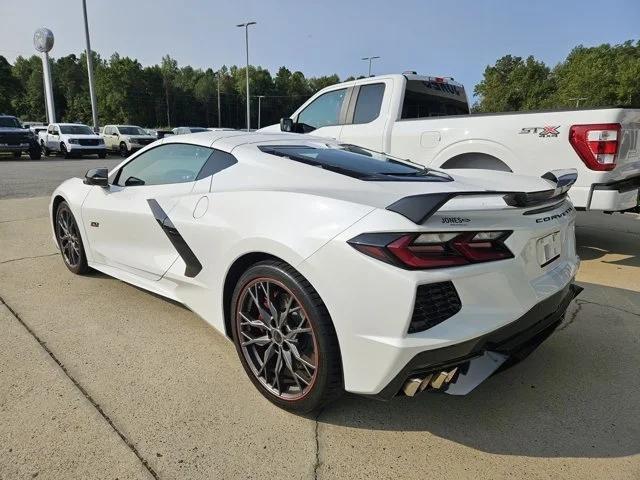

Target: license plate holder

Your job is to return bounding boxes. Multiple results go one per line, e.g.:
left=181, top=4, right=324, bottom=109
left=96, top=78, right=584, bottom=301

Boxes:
left=537, top=231, right=561, bottom=267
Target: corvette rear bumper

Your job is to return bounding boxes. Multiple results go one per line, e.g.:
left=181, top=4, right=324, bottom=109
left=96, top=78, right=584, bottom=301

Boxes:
left=367, top=282, right=582, bottom=400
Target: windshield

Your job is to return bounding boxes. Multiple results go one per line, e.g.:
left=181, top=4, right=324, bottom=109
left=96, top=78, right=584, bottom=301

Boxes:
left=259, top=144, right=452, bottom=182
left=189, top=127, right=208, bottom=133
left=0, top=117, right=22, bottom=128
left=118, top=126, right=147, bottom=135
left=60, top=125, right=94, bottom=135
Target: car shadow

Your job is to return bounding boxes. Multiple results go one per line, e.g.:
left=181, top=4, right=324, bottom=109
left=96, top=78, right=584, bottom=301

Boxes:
left=576, top=226, right=640, bottom=268
left=318, top=280, right=640, bottom=459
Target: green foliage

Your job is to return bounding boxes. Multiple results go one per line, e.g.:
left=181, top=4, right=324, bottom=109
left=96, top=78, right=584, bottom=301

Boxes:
left=474, top=40, right=640, bottom=112
left=1, top=53, right=341, bottom=128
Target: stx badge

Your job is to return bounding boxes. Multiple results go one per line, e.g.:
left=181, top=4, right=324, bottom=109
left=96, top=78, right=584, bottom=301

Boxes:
left=519, top=126, right=560, bottom=138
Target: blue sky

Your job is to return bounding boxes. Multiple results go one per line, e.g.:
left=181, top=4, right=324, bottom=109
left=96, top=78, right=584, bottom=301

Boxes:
left=3, top=0, right=639, bottom=98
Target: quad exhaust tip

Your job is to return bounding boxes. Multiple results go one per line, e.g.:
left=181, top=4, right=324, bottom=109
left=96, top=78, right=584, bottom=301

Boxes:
left=402, top=367, right=459, bottom=397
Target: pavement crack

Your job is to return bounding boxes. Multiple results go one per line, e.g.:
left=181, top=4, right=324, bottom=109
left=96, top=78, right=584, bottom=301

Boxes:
left=0, top=294, right=160, bottom=480
left=313, top=407, right=324, bottom=480
left=0, top=216, right=49, bottom=224
left=0, top=253, right=59, bottom=265
left=575, top=298, right=640, bottom=317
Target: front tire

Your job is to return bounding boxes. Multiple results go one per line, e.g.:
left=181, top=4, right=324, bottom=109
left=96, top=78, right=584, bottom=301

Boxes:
left=231, top=260, right=343, bottom=413
left=54, top=201, right=89, bottom=275
left=41, top=141, right=50, bottom=156
left=29, top=147, right=42, bottom=160
left=13, top=151, right=21, bottom=158
left=119, top=142, right=129, bottom=158
left=98, top=151, right=107, bottom=159
left=60, top=143, right=70, bottom=159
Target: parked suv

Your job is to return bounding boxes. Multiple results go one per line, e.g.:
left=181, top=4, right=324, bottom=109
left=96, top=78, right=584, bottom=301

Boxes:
left=0, top=115, right=41, bottom=159
left=40, top=123, right=106, bottom=158
left=102, top=125, right=157, bottom=157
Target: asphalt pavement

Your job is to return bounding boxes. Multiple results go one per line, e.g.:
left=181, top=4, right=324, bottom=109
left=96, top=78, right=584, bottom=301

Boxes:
left=0, top=164, right=639, bottom=479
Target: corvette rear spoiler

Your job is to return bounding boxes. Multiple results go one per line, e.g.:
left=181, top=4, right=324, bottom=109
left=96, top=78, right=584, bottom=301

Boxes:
left=386, top=169, right=577, bottom=224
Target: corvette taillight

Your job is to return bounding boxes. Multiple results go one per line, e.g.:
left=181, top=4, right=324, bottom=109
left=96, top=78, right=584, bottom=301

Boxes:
left=569, top=123, right=621, bottom=171
left=348, top=231, right=513, bottom=269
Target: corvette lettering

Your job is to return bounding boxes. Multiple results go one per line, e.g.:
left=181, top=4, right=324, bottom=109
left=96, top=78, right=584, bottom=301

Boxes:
left=535, top=206, right=573, bottom=223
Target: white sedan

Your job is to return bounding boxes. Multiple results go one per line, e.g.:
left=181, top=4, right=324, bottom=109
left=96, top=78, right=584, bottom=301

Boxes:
left=49, top=131, right=581, bottom=412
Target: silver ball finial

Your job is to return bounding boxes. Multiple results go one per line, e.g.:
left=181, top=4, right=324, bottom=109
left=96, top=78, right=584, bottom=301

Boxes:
left=34, top=28, right=54, bottom=53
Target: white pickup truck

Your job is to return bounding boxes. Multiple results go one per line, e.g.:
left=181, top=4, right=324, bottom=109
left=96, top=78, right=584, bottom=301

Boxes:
left=261, top=73, right=640, bottom=212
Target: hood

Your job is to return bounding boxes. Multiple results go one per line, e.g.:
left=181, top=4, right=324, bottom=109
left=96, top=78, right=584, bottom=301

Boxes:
left=0, top=127, right=30, bottom=134
left=63, top=134, right=101, bottom=139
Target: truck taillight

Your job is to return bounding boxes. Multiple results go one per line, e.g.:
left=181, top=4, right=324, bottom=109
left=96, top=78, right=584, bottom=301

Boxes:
left=569, top=123, right=621, bottom=171
left=348, top=231, right=513, bottom=270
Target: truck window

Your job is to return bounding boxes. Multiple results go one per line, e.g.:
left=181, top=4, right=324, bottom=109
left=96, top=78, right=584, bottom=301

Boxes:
left=297, top=88, right=347, bottom=132
left=353, top=83, right=385, bottom=124
left=401, top=80, right=469, bottom=119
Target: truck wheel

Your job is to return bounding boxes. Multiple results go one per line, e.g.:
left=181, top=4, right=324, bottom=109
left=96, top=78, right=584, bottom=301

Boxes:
left=119, top=142, right=129, bottom=158
left=29, top=148, right=42, bottom=160
left=13, top=151, right=21, bottom=158
left=41, top=141, right=50, bottom=156
left=98, top=151, right=107, bottom=159
left=60, top=143, right=70, bottom=159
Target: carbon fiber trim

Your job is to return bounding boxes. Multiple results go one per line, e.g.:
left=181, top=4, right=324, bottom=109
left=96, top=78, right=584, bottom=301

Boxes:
left=147, top=199, right=202, bottom=278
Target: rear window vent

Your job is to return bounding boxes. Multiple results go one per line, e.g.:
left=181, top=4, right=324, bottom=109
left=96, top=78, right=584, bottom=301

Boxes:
left=409, top=281, right=462, bottom=333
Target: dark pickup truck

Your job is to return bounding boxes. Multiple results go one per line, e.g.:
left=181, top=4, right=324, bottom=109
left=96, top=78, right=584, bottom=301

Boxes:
left=0, top=115, right=41, bottom=160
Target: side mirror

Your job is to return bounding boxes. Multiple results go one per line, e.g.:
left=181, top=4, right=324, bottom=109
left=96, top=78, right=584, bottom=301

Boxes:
left=280, top=117, right=294, bottom=132
left=84, top=168, right=109, bottom=187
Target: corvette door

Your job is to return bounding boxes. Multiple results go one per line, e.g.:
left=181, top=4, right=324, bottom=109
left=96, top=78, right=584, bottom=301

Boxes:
left=81, top=143, right=214, bottom=280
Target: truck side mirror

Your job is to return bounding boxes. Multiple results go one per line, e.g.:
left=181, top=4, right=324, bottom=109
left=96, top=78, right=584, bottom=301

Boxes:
left=280, top=118, right=294, bottom=132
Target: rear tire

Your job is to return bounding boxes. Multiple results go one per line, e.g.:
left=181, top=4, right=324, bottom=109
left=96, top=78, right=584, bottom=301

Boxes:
left=13, top=151, right=21, bottom=158
left=98, top=151, right=107, bottom=159
left=231, top=260, right=343, bottom=413
left=54, top=201, right=89, bottom=275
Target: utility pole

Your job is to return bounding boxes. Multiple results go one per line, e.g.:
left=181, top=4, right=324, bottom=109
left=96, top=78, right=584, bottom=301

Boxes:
left=217, top=71, right=222, bottom=127
left=257, top=95, right=265, bottom=129
left=237, top=21, right=256, bottom=132
left=569, top=97, right=587, bottom=108
left=82, top=0, right=99, bottom=132
left=362, top=56, right=380, bottom=77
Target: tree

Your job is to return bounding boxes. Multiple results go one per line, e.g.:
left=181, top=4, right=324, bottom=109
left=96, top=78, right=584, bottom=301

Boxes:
left=0, top=56, right=21, bottom=115
left=160, top=55, right=178, bottom=126
left=473, top=55, right=555, bottom=112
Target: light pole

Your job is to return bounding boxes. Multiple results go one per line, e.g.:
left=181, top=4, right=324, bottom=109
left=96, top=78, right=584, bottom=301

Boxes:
left=34, top=28, right=56, bottom=124
left=257, top=95, right=265, bottom=129
left=82, top=0, right=99, bottom=132
left=237, top=21, right=256, bottom=132
left=362, top=56, right=380, bottom=77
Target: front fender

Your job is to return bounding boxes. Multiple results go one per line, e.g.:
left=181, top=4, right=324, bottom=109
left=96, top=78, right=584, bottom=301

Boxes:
left=50, top=178, right=93, bottom=258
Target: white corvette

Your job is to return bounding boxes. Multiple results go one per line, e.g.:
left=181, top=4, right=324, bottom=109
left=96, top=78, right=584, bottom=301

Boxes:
left=50, top=131, right=581, bottom=412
